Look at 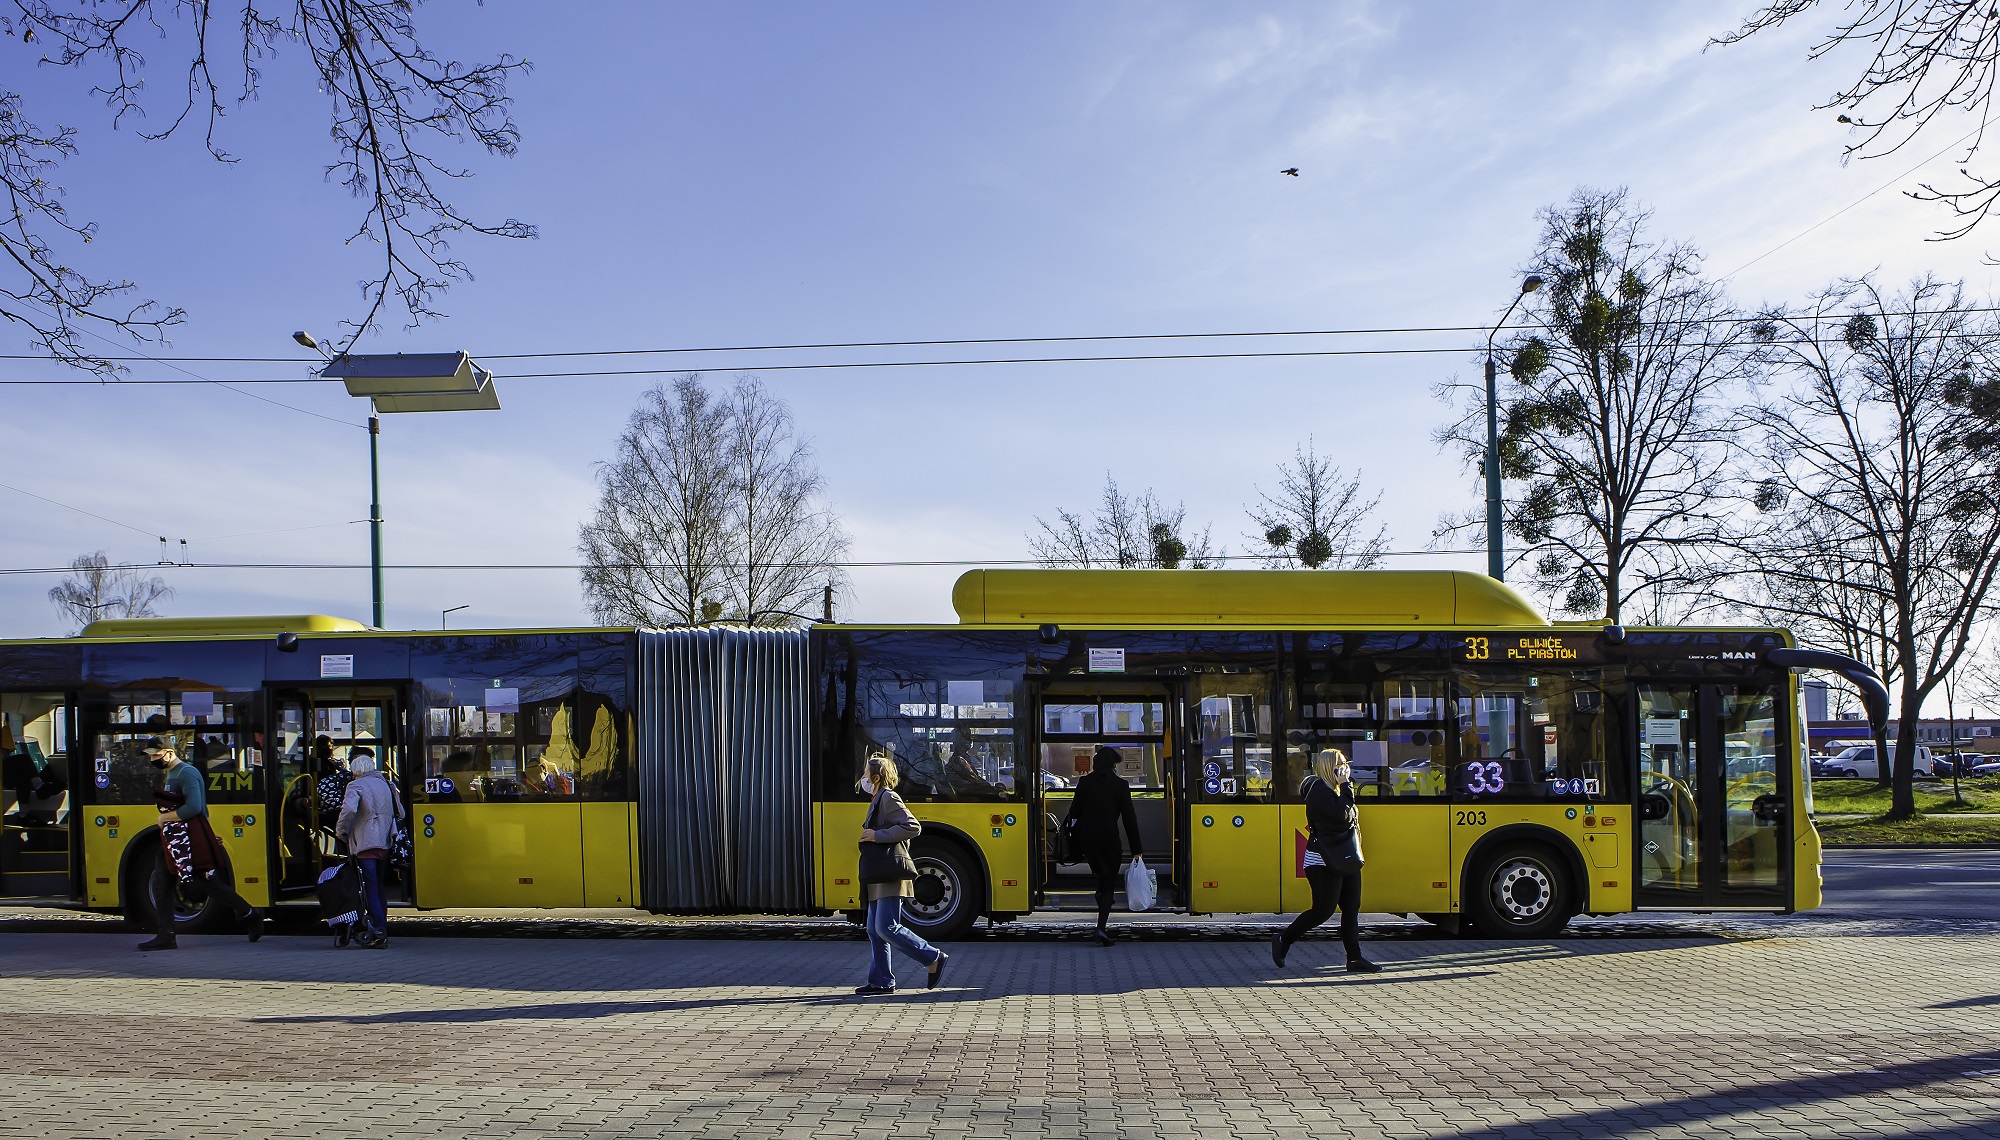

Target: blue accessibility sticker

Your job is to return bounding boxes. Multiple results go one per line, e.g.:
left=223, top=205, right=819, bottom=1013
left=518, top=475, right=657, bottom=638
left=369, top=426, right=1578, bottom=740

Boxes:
left=1204, top=761, right=1222, bottom=778
left=1204, top=777, right=1222, bottom=794
left=438, top=777, right=455, bottom=795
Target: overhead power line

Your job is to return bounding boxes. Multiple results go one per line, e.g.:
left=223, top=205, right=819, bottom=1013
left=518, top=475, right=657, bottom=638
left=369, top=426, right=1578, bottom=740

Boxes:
left=0, top=551, right=1483, bottom=576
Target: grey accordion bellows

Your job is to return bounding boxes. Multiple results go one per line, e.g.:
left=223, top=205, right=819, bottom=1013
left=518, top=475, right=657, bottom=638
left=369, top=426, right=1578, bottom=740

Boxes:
left=636, top=627, right=814, bottom=912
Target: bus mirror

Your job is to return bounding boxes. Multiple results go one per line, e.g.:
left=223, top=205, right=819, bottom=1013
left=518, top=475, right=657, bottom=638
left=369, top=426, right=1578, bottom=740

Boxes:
left=1602, top=625, right=1626, bottom=645
left=1038, top=624, right=1061, bottom=645
left=275, top=633, right=299, bottom=653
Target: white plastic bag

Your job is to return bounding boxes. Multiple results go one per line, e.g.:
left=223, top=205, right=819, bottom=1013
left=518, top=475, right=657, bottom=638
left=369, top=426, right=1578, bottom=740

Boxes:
left=1125, top=856, right=1157, bottom=912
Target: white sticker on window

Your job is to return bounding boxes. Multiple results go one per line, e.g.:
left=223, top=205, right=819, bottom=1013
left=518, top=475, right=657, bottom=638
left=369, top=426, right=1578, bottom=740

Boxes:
left=1087, top=648, right=1126, bottom=673
left=320, top=654, right=355, bottom=678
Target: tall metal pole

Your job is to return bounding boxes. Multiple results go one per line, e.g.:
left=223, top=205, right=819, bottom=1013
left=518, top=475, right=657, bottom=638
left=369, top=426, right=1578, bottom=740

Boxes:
left=369, top=412, right=384, bottom=628
left=1482, top=276, right=1543, bottom=583
left=1484, top=353, right=1503, bottom=581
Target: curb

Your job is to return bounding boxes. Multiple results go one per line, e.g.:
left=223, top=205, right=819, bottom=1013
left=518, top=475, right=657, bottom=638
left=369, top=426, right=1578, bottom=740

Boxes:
left=1824, top=842, right=2000, bottom=850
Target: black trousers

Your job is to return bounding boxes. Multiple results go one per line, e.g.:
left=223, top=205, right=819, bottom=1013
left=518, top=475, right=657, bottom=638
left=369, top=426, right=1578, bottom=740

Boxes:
left=1280, top=866, right=1362, bottom=959
left=150, top=850, right=253, bottom=936
left=1086, top=850, right=1122, bottom=929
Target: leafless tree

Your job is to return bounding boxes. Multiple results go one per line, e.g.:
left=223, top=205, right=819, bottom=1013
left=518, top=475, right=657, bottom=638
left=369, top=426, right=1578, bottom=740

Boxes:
left=1030, top=475, right=1217, bottom=569
left=1246, top=439, right=1387, bottom=569
left=579, top=377, right=735, bottom=627
left=1738, top=275, right=2000, bottom=817
left=1434, top=188, right=1753, bottom=624
left=47, top=551, right=173, bottom=631
left=2, top=2, right=531, bottom=373
left=579, top=375, right=849, bottom=628
left=1716, top=1, right=2000, bottom=241
left=724, top=378, right=850, bottom=625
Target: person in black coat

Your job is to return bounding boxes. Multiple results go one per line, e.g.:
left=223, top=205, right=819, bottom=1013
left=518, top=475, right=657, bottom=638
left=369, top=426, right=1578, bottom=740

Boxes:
left=1066, top=745, right=1144, bottom=946
left=1272, top=748, right=1379, bottom=972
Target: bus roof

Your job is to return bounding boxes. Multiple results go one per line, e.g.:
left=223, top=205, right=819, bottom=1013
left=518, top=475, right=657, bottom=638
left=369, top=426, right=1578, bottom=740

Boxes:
left=78, top=614, right=371, bottom=639
left=951, top=569, right=1548, bottom=627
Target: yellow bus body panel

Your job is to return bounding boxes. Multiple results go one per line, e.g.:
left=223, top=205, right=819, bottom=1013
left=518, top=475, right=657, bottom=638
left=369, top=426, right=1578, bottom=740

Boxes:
left=1277, top=804, right=1453, bottom=915
left=1794, top=808, right=1824, bottom=911
left=1189, top=804, right=1281, bottom=914
left=78, top=614, right=369, bottom=639
left=581, top=801, right=637, bottom=908
left=814, top=799, right=1030, bottom=914
left=416, top=802, right=583, bottom=908
left=80, top=808, right=271, bottom=909
left=1446, top=804, right=1627, bottom=913
left=952, top=569, right=1548, bottom=628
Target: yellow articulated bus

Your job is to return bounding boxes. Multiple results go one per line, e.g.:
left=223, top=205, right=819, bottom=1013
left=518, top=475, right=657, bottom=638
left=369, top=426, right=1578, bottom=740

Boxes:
left=0, top=570, right=1886, bottom=940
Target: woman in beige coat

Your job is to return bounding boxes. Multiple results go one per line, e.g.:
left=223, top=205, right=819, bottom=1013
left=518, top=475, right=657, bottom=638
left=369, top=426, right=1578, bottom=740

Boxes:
left=855, top=753, right=948, bottom=995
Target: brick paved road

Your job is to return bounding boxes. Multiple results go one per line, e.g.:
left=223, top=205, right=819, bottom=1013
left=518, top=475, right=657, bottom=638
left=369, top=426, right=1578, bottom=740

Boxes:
left=2, top=923, right=1997, bottom=1138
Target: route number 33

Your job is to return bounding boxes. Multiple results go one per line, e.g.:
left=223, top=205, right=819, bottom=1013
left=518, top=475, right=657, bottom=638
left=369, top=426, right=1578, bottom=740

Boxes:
left=1462, top=760, right=1506, bottom=794
left=1463, top=636, right=1490, bottom=661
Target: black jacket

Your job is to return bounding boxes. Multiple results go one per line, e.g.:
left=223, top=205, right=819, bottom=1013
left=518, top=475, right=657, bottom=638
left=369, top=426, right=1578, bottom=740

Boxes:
left=1302, top=774, right=1358, bottom=842
left=1067, top=768, right=1143, bottom=858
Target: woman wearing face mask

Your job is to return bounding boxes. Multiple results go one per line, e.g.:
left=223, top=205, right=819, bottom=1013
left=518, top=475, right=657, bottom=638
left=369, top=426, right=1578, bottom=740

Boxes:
left=853, top=753, right=948, bottom=996
left=1271, top=748, right=1378, bottom=973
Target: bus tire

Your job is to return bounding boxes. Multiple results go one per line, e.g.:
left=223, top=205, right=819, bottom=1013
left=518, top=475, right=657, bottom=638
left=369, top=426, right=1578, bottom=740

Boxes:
left=901, top=838, right=983, bottom=942
left=126, top=841, right=238, bottom=936
left=1465, top=842, right=1574, bottom=938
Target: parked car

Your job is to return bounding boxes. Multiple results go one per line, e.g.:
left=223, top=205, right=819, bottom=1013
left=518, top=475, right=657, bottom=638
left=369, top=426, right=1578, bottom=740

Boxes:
left=1815, top=744, right=1933, bottom=779
left=1930, top=752, right=1985, bottom=778
left=1969, top=758, right=2000, bottom=778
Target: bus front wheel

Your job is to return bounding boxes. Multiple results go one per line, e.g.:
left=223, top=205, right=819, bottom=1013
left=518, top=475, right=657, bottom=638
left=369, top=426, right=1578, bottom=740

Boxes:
left=901, top=839, right=983, bottom=942
left=1465, top=843, right=1574, bottom=938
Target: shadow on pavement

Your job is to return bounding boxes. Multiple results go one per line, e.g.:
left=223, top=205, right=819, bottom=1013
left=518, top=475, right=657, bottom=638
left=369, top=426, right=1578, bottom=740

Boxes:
left=1930, top=993, right=2000, bottom=1008
left=1436, top=1047, right=2000, bottom=1140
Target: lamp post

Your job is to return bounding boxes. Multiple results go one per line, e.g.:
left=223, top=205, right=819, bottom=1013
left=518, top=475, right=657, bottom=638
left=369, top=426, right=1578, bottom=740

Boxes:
left=293, top=334, right=501, bottom=628
left=1484, top=275, right=1545, bottom=581
left=441, top=604, right=469, bottom=630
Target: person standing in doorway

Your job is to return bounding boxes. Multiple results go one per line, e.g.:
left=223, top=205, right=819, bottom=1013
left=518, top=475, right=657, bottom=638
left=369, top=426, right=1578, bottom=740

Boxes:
left=854, top=753, right=948, bottom=995
left=137, top=742, right=263, bottom=951
left=1067, top=745, right=1144, bottom=947
left=1272, top=749, right=1378, bottom=973
left=335, top=748, right=403, bottom=949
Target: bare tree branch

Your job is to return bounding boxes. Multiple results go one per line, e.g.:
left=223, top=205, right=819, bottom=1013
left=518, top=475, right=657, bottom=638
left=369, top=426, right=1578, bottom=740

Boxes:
left=2, top=1, right=531, bottom=371
left=46, top=550, right=173, bottom=631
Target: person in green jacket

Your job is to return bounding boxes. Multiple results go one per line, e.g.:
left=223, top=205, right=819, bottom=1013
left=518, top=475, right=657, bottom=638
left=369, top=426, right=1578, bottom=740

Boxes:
left=137, top=741, right=263, bottom=951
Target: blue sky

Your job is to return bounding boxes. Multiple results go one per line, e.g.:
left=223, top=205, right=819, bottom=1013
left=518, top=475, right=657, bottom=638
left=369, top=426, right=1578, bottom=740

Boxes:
left=5, top=1, right=1997, bottom=641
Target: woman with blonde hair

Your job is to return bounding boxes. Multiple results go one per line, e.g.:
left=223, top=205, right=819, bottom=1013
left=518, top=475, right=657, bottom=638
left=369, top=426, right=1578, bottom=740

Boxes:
left=853, top=752, right=948, bottom=995
left=1271, top=748, right=1378, bottom=972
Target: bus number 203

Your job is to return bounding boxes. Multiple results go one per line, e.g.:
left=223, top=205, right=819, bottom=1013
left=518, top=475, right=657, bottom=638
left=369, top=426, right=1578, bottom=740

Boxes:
left=1454, top=810, right=1488, bottom=826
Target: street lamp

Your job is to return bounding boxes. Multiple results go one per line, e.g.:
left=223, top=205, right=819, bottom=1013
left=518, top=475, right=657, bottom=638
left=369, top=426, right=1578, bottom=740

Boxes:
left=441, top=604, right=469, bottom=630
left=293, top=335, right=501, bottom=628
left=1484, top=275, right=1544, bottom=581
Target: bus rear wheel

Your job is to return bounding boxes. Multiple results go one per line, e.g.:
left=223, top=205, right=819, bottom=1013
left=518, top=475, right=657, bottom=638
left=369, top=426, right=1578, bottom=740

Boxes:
left=901, top=839, right=982, bottom=942
left=126, top=842, right=239, bottom=935
left=1466, top=843, right=1574, bottom=938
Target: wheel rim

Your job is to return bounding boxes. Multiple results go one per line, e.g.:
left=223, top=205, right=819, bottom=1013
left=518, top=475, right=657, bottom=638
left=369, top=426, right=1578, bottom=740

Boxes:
left=904, top=857, right=959, bottom=925
left=1491, top=858, right=1555, bottom=922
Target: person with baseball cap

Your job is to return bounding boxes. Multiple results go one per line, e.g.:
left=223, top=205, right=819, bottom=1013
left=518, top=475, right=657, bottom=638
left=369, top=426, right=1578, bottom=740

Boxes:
left=137, top=740, right=264, bottom=951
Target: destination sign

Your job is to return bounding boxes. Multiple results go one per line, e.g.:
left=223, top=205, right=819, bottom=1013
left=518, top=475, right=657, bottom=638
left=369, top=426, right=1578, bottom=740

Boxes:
left=1461, top=633, right=1593, bottom=664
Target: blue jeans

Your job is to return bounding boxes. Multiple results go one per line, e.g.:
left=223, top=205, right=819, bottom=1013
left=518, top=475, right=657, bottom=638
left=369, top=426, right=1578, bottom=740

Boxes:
left=865, top=896, right=940, bottom=989
left=356, top=856, right=388, bottom=939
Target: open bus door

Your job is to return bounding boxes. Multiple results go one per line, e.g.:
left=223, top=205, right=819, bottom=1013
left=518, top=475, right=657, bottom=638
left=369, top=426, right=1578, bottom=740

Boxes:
left=1029, top=679, right=1184, bottom=911
left=1633, top=682, right=1791, bottom=910
left=267, top=686, right=411, bottom=903
left=0, top=694, right=78, bottom=901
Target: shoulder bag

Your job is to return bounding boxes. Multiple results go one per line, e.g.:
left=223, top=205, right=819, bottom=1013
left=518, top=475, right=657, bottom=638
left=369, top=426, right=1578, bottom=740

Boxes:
left=857, top=793, right=920, bottom=884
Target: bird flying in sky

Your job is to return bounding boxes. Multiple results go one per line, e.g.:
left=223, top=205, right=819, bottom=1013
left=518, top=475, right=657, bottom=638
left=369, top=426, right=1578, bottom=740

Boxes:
left=1281, top=167, right=1299, bottom=176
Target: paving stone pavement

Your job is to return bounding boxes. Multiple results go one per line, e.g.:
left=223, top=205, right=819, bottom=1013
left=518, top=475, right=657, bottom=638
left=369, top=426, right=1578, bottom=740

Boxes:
left=2, top=924, right=1997, bottom=1138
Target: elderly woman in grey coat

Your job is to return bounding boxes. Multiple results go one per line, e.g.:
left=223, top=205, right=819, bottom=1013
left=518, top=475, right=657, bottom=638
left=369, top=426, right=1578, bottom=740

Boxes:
left=335, top=749, right=403, bottom=949
left=855, top=753, right=948, bottom=995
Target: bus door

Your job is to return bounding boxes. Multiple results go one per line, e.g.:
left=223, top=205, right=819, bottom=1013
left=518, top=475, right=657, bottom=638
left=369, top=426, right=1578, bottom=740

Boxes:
left=1633, top=683, right=1789, bottom=910
left=1030, top=680, right=1183, bottom=909
left=1, top=694, right=78, bottom=900
left=268, top=686, right=410, bottom=902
